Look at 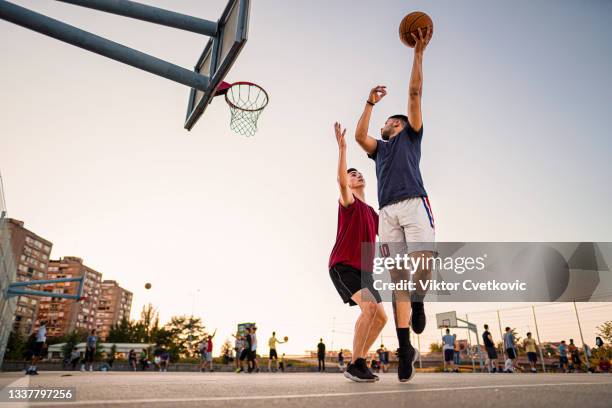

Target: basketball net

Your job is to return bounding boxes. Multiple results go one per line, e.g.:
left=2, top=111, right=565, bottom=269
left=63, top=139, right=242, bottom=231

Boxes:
left=223, top=82, right=269, bottom=137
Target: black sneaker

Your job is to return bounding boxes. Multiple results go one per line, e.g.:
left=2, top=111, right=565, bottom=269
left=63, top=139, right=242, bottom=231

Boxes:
left=355, top=358, right=379, bottom=381
left=343, top=360, right=376, bottom=383
left=410, top=301, right=426, bottom=334
left=396, top=346, right=418, bottom=382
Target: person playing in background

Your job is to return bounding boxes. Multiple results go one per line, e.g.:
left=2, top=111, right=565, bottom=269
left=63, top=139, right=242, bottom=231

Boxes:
left=279, top=353, right=286, bottom=373
left=317, top=338, right=326, bottom=373
left=27, top=321, right=47, bottom=375
left=81, top=329, right=97, bottom=372
left=523, top=332, right=538, bottom=373
left=233, top=331, right=245, bottom=373
left=140, top=349, right=148, bottom=371
left=558, top=340, right=569, bottom=373
left=203, top=329, right=217, bottom=372
left=268, top=331, right=286, bottom=372
left=250, top=326, right=260, bottom=373
left=240, top=327, right=253, bottom=373
left=453, top=336, right=461, bottom=367
left=355, top=26, right=434, bottom=384
left=328, top=122, right=387, bottom=383
left=377, top=345, right=389, bottom=373
left=482, top=324, right=498, bottom=373
left=338, top=350, right=345, bottom=371
left=569, top=339, right=581, bottom=372
left=199, top=338, right=207, bottom=372
left=442, top=329, right=456, bottom=373
left=503, top=327, right=519, bottom=372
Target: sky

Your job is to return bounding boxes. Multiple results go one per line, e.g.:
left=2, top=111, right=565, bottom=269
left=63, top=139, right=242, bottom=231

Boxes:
left=1, top=0, right=612, bottom=355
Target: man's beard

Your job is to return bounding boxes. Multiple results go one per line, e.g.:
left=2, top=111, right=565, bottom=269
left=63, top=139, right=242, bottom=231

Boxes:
left=381, top=132, right=390, bottom=141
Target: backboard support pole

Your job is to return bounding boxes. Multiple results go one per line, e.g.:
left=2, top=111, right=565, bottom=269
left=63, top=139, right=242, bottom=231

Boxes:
left=56, top=0, right=218, bottom=37
left=0, top=0, right=210, bottom=91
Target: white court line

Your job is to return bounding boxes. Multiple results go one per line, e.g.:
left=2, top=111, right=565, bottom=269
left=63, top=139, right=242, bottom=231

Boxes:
left=27, top=381, right=612, bottom=406
left=0, top=373, right=30, bottom=408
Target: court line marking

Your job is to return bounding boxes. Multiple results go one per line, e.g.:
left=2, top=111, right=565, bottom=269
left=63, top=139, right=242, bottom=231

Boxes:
left=0, top=373, right=31, bottom=408
left=26, top=381, right=612, bottom=406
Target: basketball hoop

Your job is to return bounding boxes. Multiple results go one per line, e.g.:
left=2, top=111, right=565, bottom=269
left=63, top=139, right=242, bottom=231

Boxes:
left=217, top=81, right=269, bottom=137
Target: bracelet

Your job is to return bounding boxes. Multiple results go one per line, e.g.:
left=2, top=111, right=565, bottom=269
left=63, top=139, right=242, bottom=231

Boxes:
left=366, top=100, right=375, bottom=106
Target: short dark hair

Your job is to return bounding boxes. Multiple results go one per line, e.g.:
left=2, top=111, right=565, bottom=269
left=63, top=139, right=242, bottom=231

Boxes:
left=388, top=114, right=408, bottom=124
left=445, top=328, right=450, bottom=333
left=527, top=332, right=532, bottom=336
left=347, top=168, right=358, bottom=174
left=505, top=327, right=511, bottom=331
left=484, top=324, right=489, bottom=329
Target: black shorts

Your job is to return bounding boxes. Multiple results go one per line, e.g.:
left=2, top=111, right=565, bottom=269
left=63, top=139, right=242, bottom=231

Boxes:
left=33, top=342, right=44, bottom=357
left=329, top=263, right=382, bottom=306
left=269, top=349, right=278, bottom=359
left=239, top=349, right=248, bottom=361
left=486, top=346, right=498, bottom=360
left=506, top=348, right=516, bottom=360
left=444, top=349, right=454, bottom=362
left=247, top=350, right=256, bottom=362
left=527, top=352, right=537, bottom=363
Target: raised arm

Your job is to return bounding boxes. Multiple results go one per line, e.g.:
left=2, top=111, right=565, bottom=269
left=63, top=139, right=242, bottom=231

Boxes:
left=407, top=27, right=432, bottom=132
left=355, top=86, right=386, bottom=154
left=335, top=122, right=354, bottom=207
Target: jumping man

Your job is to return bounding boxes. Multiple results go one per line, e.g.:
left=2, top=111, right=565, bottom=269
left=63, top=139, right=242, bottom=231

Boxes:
left=355, top=27, right=434, bottom=382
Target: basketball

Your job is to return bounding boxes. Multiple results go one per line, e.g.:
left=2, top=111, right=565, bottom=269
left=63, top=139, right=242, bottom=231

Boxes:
left=284, top=336, right=289, bottom=342
left=144, top=282, right=151, bottom=290
left=399, top=12, right=433, bottom=48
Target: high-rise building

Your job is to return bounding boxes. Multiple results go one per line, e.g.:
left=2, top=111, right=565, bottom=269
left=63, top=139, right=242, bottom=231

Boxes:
left=2, top=219, right=53, bottom=335
left=35, top=257, right=102, bottom=338
left=96, top=280, right=133, bottom=340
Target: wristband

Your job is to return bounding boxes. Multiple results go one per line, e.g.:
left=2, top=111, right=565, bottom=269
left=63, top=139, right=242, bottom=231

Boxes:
left=366, top=100, right=375, bottom=107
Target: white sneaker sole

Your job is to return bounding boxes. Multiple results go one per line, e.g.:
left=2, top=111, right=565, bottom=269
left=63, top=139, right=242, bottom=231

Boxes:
left=399, top=349, right=419, bottom=383
left=344, top=370, right=376, bottom=383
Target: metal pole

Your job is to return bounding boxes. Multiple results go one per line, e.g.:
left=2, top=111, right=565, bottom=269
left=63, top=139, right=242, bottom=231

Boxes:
left=532, top=305, right=547, bottom=373
left=466, top=314, right=475, bottom=372
left=497, top=310, right=506, bottom=360
left=573, top=301, right=590, bottom=370
left=474, top=328, right=484, bottom=372
left=57, top=0, right=218, bottom=36
left=0, top=1, right=210, bottom=91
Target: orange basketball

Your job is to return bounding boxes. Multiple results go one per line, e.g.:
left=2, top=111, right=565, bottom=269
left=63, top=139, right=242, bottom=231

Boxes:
left=399, top=12, right=433, bottom=48
left=144, top=282, right=151, bottom=290
left=284, top=336, right=289, bottom=342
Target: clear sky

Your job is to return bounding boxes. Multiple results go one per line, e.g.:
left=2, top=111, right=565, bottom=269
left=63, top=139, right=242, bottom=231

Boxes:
left=1, top=0, right=611, bottom=355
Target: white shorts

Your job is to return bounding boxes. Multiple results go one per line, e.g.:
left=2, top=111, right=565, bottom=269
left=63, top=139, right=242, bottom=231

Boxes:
left=379, top=197, right=435, bottom=256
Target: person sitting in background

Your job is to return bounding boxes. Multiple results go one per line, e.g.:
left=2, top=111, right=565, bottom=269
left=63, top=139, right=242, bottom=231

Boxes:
left=598, top=357, right=610, bottom=373
left=70, top=347, right=81, bottom=370
left=128, top=349, right=137, bottom=371
left=159, top=349, right=170, bottom=372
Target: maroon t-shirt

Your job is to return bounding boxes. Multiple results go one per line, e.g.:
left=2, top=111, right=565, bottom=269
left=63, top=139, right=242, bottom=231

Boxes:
left=328, top=196, right=378, bottom=271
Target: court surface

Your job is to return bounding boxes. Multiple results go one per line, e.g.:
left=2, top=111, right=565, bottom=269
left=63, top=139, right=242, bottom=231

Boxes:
left=1, top=371, right=611, bottom=408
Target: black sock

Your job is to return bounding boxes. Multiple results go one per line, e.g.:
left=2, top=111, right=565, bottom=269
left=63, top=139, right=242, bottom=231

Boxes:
left=396, top=328, right=411, bottom=348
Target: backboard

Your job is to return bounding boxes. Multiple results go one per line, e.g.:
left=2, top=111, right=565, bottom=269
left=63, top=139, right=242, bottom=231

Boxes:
left=436, top=311, right=458, bottom=329
left=184, top=0, right=250, bottom=130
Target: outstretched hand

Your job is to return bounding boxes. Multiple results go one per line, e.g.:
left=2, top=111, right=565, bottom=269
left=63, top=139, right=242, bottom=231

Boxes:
left=334, top=122, right=346, bottom=150
left=368, top=85, right=387, bottom=105
left=412, top=26, right=432, bottom=54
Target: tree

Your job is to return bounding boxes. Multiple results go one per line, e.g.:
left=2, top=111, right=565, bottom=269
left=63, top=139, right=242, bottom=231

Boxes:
left=163, top=316, right=208, bottom=360
left=5, top=330, right=27, bottom=360
left=597, top=321, right=612, bottom=344
left=429, top=342, right=442, bottom=353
